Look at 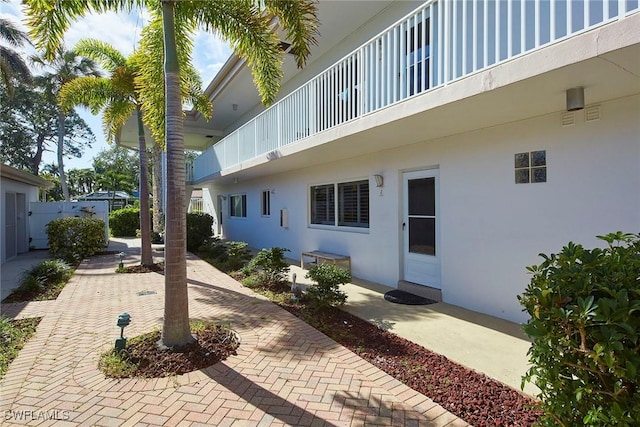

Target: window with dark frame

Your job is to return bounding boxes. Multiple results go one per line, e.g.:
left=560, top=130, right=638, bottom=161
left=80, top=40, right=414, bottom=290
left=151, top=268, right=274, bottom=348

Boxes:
left=229, top=194, right=247, bottom=217
left=261, top=190, right=271, bottom=216
left=515, top=151, right=546, bottom=184
left=310, top=180, right=369, bottom=228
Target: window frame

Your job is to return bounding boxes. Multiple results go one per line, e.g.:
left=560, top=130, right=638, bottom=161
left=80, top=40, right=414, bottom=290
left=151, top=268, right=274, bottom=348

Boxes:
left=261, top=190, right=271, bottom=217
left=229, top=193, right=247, bottom=218
left=309, top=179, right=370, bottom=231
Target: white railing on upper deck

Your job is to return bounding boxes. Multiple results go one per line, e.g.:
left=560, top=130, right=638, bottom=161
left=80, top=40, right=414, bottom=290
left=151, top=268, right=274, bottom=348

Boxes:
left=192, top=0, right=638, bottom=182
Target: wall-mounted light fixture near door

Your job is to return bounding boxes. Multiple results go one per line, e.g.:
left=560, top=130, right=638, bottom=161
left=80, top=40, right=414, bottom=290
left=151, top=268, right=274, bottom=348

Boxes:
left=373, top=174, right=384, bottom=187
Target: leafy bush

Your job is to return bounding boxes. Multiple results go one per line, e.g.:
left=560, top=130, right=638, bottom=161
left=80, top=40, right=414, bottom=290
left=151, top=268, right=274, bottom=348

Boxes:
left=518, top=232, right=640, bottom=426
left=305, top=264, right=350, bottom=308
left=47, top=217, right=106, bottom=263
left=24, top=259, right=73, bottom=284
left=246, top=247, right=291, bottom=286
left=186, top=212, right=214, bottom=251
left=109, top=207, right=152, bottom=237
left=224, top=241, right=252, bottom=271
left=196, top=238, right=251, bottom=272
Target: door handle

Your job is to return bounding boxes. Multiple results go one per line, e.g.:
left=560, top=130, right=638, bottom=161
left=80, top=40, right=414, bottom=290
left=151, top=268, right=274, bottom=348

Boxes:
left=402, top=222, right=406, bottom=230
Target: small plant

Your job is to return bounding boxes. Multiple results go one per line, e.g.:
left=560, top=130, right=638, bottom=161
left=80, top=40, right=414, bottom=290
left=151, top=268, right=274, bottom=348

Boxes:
left=186, top=212, right=214, bottom=251
left=518, top=231, right=640, bottom=426
left=224, top=241, right=252, bottom=272
left=246, top=247, right=291, bottom=286
left=47, top=217, right=106, bottom=263
left=305, top=264, right=351, bottom=309
left=25, top=259, right=73, bottom=284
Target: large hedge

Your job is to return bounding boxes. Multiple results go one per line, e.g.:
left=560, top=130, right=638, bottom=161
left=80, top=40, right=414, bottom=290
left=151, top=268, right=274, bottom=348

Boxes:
left=519, top=232, right=640, bottom=426
left=46, top=217, right=106, bottom=263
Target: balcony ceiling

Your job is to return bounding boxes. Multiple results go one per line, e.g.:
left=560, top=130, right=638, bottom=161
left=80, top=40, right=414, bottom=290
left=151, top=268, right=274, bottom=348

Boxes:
left=118, top=0, right=401, bottom=151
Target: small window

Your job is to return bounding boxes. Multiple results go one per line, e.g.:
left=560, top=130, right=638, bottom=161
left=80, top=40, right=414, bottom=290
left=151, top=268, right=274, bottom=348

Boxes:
left=261, top=190, right=271, bottom=216
left=229, top=194, right=247, bottom=217
left=515, top=151, right=546, bottom=184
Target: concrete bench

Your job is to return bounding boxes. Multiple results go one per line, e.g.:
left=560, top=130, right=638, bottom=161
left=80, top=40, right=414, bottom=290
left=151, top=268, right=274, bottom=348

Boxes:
left=300, top=250, right=351, bottom=274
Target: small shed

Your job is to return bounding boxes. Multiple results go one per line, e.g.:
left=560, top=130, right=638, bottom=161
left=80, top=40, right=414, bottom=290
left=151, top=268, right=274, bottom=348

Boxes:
left=1, top=164, right=53, bottom=263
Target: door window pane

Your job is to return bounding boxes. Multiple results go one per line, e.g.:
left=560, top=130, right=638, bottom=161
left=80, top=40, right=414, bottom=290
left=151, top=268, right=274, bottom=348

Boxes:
left=408, top=177, right=435, bottom=216
left=409, top=217, right=435, bottom=255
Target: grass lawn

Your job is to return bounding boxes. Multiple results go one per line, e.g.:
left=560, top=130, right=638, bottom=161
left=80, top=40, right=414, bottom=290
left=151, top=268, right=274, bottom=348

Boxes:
left=0, top=317, right=41, bottom=379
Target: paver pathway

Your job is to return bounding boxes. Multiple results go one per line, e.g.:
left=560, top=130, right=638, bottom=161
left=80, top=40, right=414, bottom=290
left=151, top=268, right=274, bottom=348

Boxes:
left=0, top=253, right=468, bottom=426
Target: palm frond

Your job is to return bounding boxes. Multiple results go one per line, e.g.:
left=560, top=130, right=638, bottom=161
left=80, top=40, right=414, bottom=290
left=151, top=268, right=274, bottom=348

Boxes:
left=263, top=0, right=319, bottom=68
left=58, top=76, right=117, bottom=114
left=74, top=39, right=128, bottom=72
left=0, top=17, right=32, bottom=47
left=102, top=99, right=135, bottom=144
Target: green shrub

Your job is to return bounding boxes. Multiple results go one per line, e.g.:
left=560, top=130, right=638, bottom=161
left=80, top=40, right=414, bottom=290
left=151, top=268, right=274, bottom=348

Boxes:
left=196, top=238, right=251, bottom=272
left=16, top=275, right=42, bottom=294
left=305, top=264, right=350, bottom=308
left=109, top=207, right=152, bottom=237
left=47, top=217, right=106, bottom=263
left=186, top=212, right=214, bottom=251
left=24, top=259, right=73, bottom=284
left=518, top=232, right=640, bottom=426
left=224, top=241, right=252, bottom=271
left=246, top=247, right=290, bottom=286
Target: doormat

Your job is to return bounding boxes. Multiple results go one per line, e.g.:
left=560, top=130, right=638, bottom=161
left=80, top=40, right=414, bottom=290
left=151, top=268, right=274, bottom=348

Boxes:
left=383, top=289, right=437, bottom=305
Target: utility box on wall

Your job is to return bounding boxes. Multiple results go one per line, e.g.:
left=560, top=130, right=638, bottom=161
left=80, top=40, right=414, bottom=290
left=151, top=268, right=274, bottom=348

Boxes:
left=280, top=209, right=289, bottom=229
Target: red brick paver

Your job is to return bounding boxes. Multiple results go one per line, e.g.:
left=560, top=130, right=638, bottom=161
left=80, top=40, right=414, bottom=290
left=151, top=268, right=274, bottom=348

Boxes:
left=0, top=253, right=469, bottom=426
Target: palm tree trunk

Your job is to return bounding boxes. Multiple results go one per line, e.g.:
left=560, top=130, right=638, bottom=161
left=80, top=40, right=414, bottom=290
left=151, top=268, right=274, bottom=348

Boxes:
left=57, top=110, right=70, bottom=201
left=152, top=144, right=163, bottom=234
left=137, top=107, right=153, bottom=266
left=160, top=0, right=193, bottom=348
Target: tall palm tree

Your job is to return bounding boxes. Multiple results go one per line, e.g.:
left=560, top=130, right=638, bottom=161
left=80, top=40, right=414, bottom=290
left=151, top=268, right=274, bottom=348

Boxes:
left=0, top=9, right=32, bottom=97
left=31, top=47, right=101, bottom=201
left=59, top=35, right=210, bottom=267
left=26, top=0, right=318, bottom=348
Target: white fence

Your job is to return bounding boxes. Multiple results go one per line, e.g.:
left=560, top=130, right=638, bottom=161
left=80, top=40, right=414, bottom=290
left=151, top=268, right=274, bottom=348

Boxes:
left=192, top=0, right=639, bottom=182
left=29, top=201, right=109, bottom=249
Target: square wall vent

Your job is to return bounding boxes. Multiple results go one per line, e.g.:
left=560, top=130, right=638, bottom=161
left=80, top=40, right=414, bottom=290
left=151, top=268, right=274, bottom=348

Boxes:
left=585, top=105, right=601, bottom=122
left=561, top=112, right=575, bottom=127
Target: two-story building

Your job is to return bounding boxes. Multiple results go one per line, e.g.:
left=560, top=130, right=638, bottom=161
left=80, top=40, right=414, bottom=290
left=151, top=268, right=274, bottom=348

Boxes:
left=122, top=0, right=640, bottom=323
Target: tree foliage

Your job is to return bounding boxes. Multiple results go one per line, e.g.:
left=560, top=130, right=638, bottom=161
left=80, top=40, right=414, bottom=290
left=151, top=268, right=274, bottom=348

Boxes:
left=0, top=81, right=95, bottom=175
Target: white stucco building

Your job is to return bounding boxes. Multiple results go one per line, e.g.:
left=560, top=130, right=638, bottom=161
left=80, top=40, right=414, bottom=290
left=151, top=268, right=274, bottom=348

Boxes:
left=122, top=0, right=640, bottom=322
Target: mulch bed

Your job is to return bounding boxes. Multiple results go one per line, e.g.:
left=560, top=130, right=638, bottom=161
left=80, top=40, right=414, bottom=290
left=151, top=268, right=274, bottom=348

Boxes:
left=280, top=303, right=542, bottom=427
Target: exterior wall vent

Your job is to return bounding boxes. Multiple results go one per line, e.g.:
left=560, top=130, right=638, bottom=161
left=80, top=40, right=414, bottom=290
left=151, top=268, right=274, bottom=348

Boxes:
left=561, top=112, right=575, bottom=127
left=585, top=105, right=601, bottom=122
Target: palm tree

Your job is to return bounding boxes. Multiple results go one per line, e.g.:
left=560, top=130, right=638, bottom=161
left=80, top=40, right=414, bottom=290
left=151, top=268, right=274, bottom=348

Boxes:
left=0, top=8, right=32, bottom=97
left=26, top=0, right=318, bottom=348
left=59, top=40, right=154, bottom=267
left=31, top=47, right=101, bottom=202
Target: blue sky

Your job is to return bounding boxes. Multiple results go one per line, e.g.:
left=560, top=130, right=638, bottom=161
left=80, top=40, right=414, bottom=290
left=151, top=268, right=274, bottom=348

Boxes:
left=1, top=0, right=232, bottom=170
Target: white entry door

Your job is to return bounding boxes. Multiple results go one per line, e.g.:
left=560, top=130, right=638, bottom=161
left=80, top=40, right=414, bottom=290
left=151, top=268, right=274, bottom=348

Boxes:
left=403, top=169, right=440, bottom=288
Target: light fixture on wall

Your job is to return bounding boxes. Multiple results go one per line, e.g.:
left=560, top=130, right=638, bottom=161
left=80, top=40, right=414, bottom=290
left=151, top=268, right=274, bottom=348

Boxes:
left=566, top=87, right=585, bottom=111
left=232, top=103, right=238, bottom=111
left=373, top=174, right=384, bottom=188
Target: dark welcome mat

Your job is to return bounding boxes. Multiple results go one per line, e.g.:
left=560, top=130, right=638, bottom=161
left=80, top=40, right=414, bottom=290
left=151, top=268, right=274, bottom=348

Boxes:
left=383, top=289, right=437, bottom=305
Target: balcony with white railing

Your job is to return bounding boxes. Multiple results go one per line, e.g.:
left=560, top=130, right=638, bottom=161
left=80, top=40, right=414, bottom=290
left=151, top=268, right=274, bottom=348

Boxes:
left=191, top=0, right=639, bottom=183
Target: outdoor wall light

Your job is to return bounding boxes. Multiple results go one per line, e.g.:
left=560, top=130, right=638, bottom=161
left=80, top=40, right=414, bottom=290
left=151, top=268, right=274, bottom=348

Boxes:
left=566, top=87, right=585, bottom=111
left=118, top=252, right=126, bottom=269
left=115, top=312, right=131, bottom=352
left=374, top=174, right=384, bottom=188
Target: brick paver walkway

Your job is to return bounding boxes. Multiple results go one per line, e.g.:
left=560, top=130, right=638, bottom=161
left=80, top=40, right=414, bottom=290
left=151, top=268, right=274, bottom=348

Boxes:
left=0, top=253, right=468, bottom=426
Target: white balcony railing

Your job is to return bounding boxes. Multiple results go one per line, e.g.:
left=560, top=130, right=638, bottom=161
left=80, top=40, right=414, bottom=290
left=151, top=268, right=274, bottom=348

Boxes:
left=192, top=0, right=639, bottom=182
